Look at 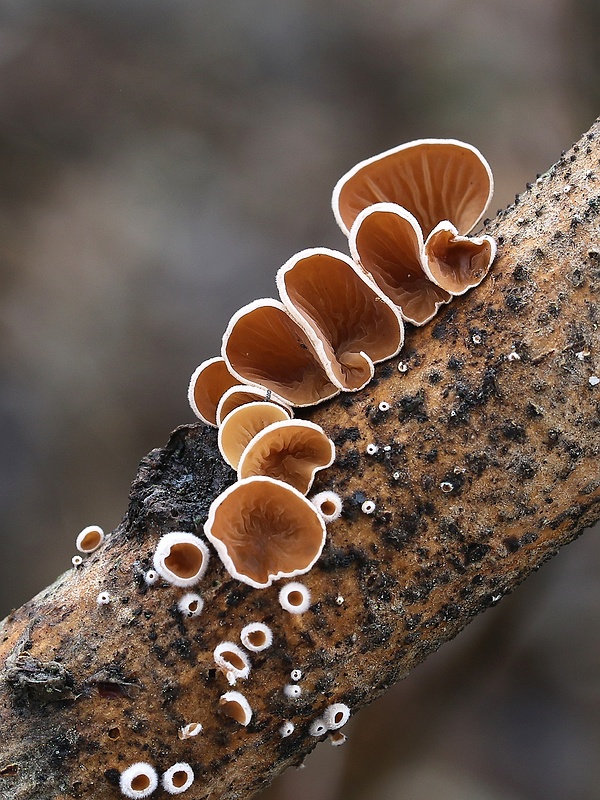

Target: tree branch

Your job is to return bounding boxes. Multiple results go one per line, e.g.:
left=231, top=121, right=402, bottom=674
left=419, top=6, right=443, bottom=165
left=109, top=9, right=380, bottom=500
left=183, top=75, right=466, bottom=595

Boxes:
left=1, top=117, right=600, bottom=800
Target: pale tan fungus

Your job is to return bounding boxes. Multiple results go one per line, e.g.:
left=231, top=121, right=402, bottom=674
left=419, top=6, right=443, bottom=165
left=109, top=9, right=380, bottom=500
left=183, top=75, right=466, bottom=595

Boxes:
left=277, top=248, right=404, bottom=391
left=223, top=299, right=339, bottom=407
left=204, top=476, right=327, bottom=588
left=423, top=221, right=497, bottom=295
left=218, top=402, right=292, bottom=469
left=76, top=525, right=105, bottom=554
left=188, top=356, right=239, bottom=427
left=237, top=420, right=335, bottom=494
left=332, top=138, right=494, bottom=237
left=153, top=532, right=209, bottom=588
left=219, top=692, right=252, bottom=726
left=216, top=384, right=293, bottom=427
left=350, top=203, right=451, bottom=325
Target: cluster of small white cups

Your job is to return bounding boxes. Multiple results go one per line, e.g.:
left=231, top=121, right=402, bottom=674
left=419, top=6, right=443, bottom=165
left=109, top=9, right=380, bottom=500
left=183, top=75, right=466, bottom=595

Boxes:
left=119, top=761, right=194, bottom=798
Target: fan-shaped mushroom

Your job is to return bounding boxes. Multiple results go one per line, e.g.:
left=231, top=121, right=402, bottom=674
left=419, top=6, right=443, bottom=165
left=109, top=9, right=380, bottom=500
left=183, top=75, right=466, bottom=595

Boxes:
left=237, top=420, right=335, bottom=494
left=277, top=248, right=404, bottom=392
left=216, top=384, right=293, bottom=427
left=204, top=476, right=327, bottom=588
left=350, top=203, right=451, bottom=325
left=332, top=138, right=494, bottom=238
left=218, top=402, right=292, bottom=469
left=223, top=299, right=339, bottom=407
left=188, top=357, right=239, bottom=427
left=423, top=220, right=497, bottom=295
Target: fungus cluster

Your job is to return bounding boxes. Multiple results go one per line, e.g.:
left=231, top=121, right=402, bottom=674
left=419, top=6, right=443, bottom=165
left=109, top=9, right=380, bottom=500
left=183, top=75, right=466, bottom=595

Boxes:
left=114, top=139, right=495, bottom=791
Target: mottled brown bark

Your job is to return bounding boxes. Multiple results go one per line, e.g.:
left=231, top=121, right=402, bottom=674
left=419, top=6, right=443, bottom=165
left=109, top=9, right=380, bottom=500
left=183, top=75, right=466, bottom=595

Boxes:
left=1, top=117, right=600, bottom=800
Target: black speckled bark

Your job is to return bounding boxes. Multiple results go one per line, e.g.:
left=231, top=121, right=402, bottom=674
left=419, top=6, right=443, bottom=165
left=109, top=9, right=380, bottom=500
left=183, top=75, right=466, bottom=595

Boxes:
left=1, top=118, right=600, bottom=800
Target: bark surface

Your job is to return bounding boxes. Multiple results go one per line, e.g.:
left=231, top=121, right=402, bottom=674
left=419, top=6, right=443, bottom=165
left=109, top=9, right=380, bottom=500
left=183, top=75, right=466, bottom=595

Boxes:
left=1, top=118, right=600, bottom=800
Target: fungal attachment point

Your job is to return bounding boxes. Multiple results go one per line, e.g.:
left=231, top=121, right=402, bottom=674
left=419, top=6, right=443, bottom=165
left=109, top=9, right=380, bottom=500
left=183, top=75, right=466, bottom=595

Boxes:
left=330, top=731, right=347, bottom=746
left=71, top=555, right=83, bottom=568
left=205, top=476, right=326, bottom=588
left=177, top=592, right=204, bottom=618
left=240, top=622, right=273, bottom=652
left=214, top=641, right=251, bottom=685
left=219, top=691, right=252, bottom=726
left=378, top=401, right=390, bottom=412
left=366, top=443, right=379, bottom=455
left=119, top=762, right=159, bottom=799
left=279, top=581, right=311, bottom=614
left=76, top=525, right=105, bottom=553
left=310, top=490, right=343, bottom=523
left=152, top=532, right=209, bottom=588
left=178, top=722, right=202, bottom=740
left=440, top=481, right=454, bottom=493
left=162, top=762, right=194, bottom=795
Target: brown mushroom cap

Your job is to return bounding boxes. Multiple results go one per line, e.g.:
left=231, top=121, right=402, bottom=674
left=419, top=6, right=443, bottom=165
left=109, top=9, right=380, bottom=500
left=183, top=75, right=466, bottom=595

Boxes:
left=350, top=203, right=452, bottom=326
left=277, top=248, right=404, bottom=392
left=204, top=476, right=327, bottom=588
left=223, top=299, right=339, bottom=407
left=423, top=221, right=497, bottom=295
left=188, top=357, right=239, bottom=426
left=237, top=420, right=335, bottom=494
left=216, top=385, right=293, bottom=427
left=332, top=138, right=494, bottom=237
left=218, top=402, right=292, bottom=469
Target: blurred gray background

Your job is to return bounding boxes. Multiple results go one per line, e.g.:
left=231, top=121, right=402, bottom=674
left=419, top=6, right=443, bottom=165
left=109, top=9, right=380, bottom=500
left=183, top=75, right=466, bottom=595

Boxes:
left=0, top=1, right=599, bottom=798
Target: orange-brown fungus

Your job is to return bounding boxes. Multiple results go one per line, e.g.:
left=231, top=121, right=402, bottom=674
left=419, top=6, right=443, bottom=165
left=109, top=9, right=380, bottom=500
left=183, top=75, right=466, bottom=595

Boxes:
left=334, top=139, right=492, bottom=236
left=165, top=542, right=204, bottom=580
left=131, top=775, right=150, bottom=791
left=247, top=631, right=266, bottom=647
left=172, top=771, right=187, bottom=788
left=287, top=590, right=304, bottom=606
left=218, top=402, right=291, bottom=469
left=320, top=499, right=337, bottom=516
left=352, top=205, right=451, bottom=325
left=223, top=300, right=338, bottom=406
left=107, top=727, right=121, bottom=740
left=237, top=420, right=335, bottom=494
left=190, top=357, right=238, bottom=426
left=204, top=476, right=326, bottom=588
left=425, top=225, right=495, bottom=294
left=220, top=650, right=246, bottom=671
left=80, top=529, right=102, bottom=550
left=220, top=699, right=247, bottom=725
left=278, top=249, right=403, bottom=391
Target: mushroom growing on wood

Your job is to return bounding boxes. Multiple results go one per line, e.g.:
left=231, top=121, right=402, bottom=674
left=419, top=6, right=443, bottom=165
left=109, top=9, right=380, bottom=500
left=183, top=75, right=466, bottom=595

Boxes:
left=236, top=419, right=335, bottom=494
left=334, top=138, right=496, bottom=295
left=152, top=532, right=209, bottom=588
left=204, top=476, right=326, bottom=588
left=277, top=247, right=404, bottom=392
left=218, top=401, right=292, bottom=469
left=216, top=384, right=293, bottom=427
left=219, top=691, right=253, bottom=726
left=188, top=356, right=239, bottom=427
left=76, top=525, right=105, bottom=553
left=223, top=299, right=339, bottom=407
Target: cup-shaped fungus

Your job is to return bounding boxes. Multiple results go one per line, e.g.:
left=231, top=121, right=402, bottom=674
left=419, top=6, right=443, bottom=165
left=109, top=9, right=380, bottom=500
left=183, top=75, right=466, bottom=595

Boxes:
left=219, top=691, right=252, bottom=726
left=223, top=299, right=339, bottom=407
left=237, top=420, right=335, bottom=494
left=349, top=203, right=451, bottom=325
left=279, top=581, right=311, bottom=614
left=188, top=357, right=239, bottom=427
left=178, top=722, right=203, bottom=740
left=161, top=762, right=194, bottom=795
left=422, top=220, right=497, bottom=295
left=204, top=476, right=326, bottom=588
left=214, top=641, right=251, bottom=685
left=322, top=702, right=351, bottom=730
left=76, top=525, right=105, bottom=553
left=310, top=490, right=343, bottom=523
left=177, top=592, right=204, bottom=618
left=216, top=384, right=293, bottom=427
left=218, top=402, right=292, bottom=469
left=277, top=248, right=404, bottom=392
left=153, top=532, right=209, bottom=588
left=119, top=762, right=158, bottom=799
left=332, top=138, right=494, bottom=238
left=240, top=622, right=273, bottom=652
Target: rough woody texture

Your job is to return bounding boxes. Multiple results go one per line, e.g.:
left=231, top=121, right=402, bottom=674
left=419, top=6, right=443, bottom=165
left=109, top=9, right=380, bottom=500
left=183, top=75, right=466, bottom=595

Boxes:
left=1, top=117, right=600, bottom=800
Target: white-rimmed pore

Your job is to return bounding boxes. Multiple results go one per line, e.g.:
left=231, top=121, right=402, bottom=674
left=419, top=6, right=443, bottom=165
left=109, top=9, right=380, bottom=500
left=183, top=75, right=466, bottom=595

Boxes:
left=219, top=690, right=252, bottom=726
left=76, top=525, right=105, bottom=553
left=322, top=702, right=351, bottom=730
left=240, top=621, right=273, bottom=652
left=161, top=762, right=194, bottom=795
left=278, top=581, right=311, bottom=614
left=119, top=762, right=158, bottom=799
left=152, top=532, right=209, bottom=588
left=214, top=641, right=251, bottom=685
left=310, top=490, right=343, bottom=523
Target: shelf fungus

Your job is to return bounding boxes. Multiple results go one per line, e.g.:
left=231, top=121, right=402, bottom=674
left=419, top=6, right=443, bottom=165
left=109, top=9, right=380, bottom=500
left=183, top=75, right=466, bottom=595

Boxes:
left=236, top=420, right=335, bottom=494
left=276, top=247, right=404, bottom=392
left=336, top=138, right=496, bottom=297
left=216, top=384, right=293, bottom=427
left=218, top=401, right=292, bottom=469
left=152, top=532, right=210, bottom=588
left=188, top=356, right=239, bottom=427
left=223, top=299, right=340, bottom=407
left=204, top=476, right=326, bottom=588
left=219, top=691, right=253, bottom=726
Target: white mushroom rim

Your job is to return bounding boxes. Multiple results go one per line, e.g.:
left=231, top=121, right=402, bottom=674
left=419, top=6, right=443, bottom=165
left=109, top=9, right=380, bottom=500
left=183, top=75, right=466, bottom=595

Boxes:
left=309, top=718, right=328, bottom=737
left=178, top=722, right=203, bottom=739
left=204, top=476, right=327, bottom=589
left=279, top=720, right=295, bottom=738
left=322, top=702, right=351, bottom=730
left=119, top=762, right=159, bottom=799
left=214, top=641, right=251, bottom=685
left=76, top=525, right=105, bottom=553
left=240, top=622, right=273, bottom=652
left=310, top=490, right=343, bottom=523
left=279, top=581, right=311, bottom=614
left=152, top=532, right=209, bottom=588
left=161, top=762, right=194, bottom=795
left=177, top=592, right=204, bottom=618
left=219, top=691, right=253, bottom=726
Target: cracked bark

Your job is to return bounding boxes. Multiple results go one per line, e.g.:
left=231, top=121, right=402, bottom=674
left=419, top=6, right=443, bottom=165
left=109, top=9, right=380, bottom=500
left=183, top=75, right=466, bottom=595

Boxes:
left=1, top=117, right=600, bottom=800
